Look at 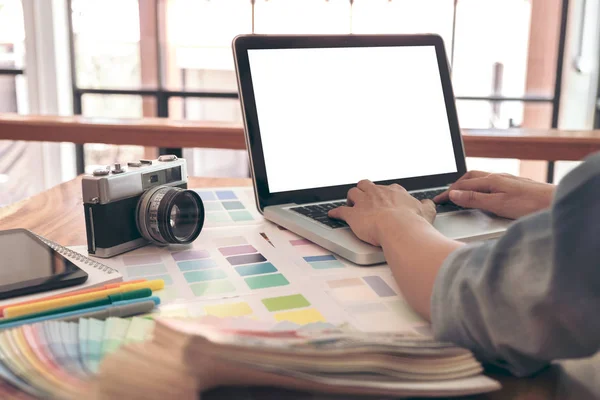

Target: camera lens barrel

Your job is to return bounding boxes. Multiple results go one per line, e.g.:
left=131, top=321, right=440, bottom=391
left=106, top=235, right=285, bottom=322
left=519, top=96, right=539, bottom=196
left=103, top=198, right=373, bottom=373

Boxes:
left=136, top=186, right=204, bottom=246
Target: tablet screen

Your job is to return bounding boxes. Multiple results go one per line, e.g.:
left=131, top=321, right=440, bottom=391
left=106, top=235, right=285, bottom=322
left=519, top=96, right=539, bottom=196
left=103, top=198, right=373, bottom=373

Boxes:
left=0, top=230, right=87, bottom=297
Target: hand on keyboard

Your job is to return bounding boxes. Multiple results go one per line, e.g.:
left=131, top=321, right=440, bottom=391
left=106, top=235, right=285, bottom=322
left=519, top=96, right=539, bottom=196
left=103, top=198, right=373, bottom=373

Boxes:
left=433, top=171, right=555, bottom=220
left=291, top=187, right=464, bottom=231
left=410, top=189, right=465, bottom=214
left=328, top=180, right=437, bottom=246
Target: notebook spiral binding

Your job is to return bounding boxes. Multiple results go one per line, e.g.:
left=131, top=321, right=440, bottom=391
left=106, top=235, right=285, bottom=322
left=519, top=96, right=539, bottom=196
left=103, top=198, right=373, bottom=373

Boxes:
left=35, top=235, right=118, bottom=274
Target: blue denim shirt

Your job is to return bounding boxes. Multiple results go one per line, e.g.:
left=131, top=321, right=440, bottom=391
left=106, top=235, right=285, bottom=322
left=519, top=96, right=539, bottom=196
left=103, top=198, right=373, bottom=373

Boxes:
left=431, top=153, right=600, bottom=377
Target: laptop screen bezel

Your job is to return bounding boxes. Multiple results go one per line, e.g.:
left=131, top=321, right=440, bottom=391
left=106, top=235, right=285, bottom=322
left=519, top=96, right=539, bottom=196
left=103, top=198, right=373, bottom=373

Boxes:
left=233, top=34, right=468, bottom=211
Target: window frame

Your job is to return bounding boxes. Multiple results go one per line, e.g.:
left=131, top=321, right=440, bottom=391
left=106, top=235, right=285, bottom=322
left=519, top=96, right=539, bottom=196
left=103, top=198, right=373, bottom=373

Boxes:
left=65, top=0, right=570, bottom=182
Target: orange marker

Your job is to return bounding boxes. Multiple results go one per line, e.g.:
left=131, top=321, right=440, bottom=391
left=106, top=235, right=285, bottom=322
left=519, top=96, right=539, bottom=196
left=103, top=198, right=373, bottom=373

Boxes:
left=0, top=279, right=146, bottom=318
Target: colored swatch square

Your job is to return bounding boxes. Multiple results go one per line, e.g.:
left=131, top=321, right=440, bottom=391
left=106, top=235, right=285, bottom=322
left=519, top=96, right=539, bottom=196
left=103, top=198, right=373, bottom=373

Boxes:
left=206, top=212, right=231, bottom=223
left=222, top=201, right=245, bottom=211
left=126, top=263, right=167, bottom=278
left=245, top=273, right=289, bottom=290
left=177, top=259, right=218, bottom=272
left=142, top=274, right=173, bottom=285
left=191, top=280, right=236, bottom=296
left=204, top=302, right=253, bottom=318
left=216, top=190, right=237, bottom=200
left=196, top=191, right=216, bottom=201
left=363, top=276, right=396, bottom=297
left=122, top=254, right=162, bottom=266
left=235, top=262, right=277, bottom=277
left=228, top=210, right=254, bottom=222
left=309, top=260, right=345, bottom=270
left=327, top=278, right=363, bottom=289
left=219, top=245, right=257, bottom=257
left=184, top=269, right=227, bottom=283
left=274, top=308, right=325, bottom=325
left=203, top=202, right=224, bottom=212
left=262, top=294, right=310, bottom=312
left=303, top=255, right=336, bottom=263
left=172, top=249, right=210, bottom=262
left=290, top=239, right=312, bottom=246
left=227, top=253, right=267, bottom=266
left=213, top=236, right=247, bottom=247
left=331, top=285, right=378, bottom=303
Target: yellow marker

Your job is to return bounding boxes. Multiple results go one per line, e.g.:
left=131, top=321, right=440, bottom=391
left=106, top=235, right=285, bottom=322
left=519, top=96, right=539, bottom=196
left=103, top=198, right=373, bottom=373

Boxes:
left=4, top=280, right=164, bottom=318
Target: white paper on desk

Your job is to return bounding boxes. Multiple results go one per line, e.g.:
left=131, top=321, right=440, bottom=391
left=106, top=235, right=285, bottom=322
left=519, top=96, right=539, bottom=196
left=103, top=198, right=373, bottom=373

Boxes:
left=92, top=219, right=430, bottom=336
left=94, top=224, right=306, bottom=304
left=262, top=223, right=431, bottom=334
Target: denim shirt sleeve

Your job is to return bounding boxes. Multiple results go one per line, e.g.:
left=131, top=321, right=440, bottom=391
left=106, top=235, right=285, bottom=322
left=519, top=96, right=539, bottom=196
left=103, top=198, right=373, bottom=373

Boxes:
left=431, top=153, right=600, bottom=377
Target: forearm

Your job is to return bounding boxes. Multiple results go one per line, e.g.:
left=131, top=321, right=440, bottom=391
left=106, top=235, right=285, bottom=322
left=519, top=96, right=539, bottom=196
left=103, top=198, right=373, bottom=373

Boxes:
left=378, top=212, right=463, bottom=321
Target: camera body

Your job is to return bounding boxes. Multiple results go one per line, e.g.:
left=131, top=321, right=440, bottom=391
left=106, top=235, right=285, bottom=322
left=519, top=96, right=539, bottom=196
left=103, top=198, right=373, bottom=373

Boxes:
left=82, top=156, right=188, bottom=258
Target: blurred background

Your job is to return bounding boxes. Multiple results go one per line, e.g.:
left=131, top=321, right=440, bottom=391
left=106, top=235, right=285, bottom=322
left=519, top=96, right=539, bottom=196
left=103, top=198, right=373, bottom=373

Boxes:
left=0, top=0, right=599, bottom=206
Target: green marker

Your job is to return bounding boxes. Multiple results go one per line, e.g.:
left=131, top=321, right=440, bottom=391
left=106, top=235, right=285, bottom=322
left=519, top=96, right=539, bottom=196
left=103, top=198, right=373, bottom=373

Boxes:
left=0, top=288, right=152, bottom=326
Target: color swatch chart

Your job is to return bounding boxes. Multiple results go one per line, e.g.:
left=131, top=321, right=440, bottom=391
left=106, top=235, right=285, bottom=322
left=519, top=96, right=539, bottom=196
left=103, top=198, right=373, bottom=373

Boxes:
left=192, top=187, right=263, bottom=227
left=0, top=317, right=155, bottom=399
left=265, top=225, right=355, bottom=274
left=99, top=227, right=302, bottom=306
left=322, top=270, right=428, bottom=333
left=92, top=210, right=431, bottom=335
left=173, top=286, right=347, bottom=328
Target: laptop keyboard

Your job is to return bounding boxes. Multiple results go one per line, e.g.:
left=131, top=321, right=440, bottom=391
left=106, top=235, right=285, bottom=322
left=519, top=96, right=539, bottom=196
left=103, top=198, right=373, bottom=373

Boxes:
left=290, top=189, right=464, bottom=229
left=412, top=189, right=465, bottom=213
left=290, top=202, right=349, bottom=229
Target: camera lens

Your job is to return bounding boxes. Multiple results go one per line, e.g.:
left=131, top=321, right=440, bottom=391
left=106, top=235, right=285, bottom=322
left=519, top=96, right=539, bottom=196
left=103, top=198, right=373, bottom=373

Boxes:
left=136, top=186, right=204, bottom=246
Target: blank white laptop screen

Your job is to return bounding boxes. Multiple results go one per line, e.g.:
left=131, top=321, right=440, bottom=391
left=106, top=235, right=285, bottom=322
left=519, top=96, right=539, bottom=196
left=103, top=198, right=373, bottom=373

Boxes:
left=247, top=45, right=458, bottom=194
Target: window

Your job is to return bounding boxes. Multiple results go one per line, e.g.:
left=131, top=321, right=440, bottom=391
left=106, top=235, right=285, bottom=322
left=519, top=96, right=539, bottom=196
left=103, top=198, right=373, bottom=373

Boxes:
left=0, top=0, right=26, bottom=112
left=0, top=0, right=34, bottom=206
left=70, top=0, right=147, bottom=172
left=64, top=0, right=568, bottom=180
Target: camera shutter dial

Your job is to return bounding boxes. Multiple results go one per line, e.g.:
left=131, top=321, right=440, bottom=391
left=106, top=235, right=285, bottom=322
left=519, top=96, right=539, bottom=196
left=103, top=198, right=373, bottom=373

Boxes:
left=158, top=155, right=178, bottom=162
left=92, top=168, right=109, bottom=177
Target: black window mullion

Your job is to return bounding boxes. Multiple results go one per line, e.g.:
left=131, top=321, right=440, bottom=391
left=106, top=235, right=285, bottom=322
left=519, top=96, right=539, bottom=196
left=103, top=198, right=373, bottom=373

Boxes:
left=0, top=69, right=25, bottom=75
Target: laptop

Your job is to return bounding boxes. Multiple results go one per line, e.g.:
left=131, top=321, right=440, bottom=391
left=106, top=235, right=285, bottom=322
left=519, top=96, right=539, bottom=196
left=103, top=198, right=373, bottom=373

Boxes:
left=233, top=34, right=511, bottom=265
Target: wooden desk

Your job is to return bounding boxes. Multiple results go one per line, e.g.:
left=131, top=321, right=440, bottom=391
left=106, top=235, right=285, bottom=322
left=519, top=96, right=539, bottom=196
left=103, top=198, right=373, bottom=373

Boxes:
left=1, top=177, right=599, bottom=400
left=0, top=176, right=251, bottom=245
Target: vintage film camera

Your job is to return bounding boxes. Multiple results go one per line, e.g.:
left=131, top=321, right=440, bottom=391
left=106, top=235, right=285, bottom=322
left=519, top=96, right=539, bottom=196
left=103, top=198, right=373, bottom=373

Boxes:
left=82, top=156, right=204, bottom=258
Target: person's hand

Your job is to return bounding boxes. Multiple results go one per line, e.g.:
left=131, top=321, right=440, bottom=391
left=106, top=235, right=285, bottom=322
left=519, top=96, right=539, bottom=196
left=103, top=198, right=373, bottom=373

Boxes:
left=328, top=180, right=436, bottom=247
left=433, top=171, right=555, bottom=220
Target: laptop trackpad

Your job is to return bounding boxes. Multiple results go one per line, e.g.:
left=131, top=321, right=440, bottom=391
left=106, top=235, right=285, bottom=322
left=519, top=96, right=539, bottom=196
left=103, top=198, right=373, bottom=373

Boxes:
left=433, top=210, right=512, bottom=241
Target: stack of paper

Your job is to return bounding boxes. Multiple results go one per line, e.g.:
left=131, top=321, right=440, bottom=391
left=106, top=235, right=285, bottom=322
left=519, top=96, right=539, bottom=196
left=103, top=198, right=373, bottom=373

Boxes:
left=0, top=317, right=155, bottom=399
left=95, top=317, right=501, bottom=399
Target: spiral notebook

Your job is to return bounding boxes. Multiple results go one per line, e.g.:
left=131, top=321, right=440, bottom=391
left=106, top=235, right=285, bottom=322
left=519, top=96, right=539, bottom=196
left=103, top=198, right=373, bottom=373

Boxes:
left=0, top=236, right=123, bottom=308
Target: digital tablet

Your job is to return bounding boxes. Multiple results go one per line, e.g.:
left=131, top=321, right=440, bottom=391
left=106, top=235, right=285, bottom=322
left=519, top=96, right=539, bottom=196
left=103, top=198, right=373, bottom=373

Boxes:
left=0, top=229, right=88, bottom=300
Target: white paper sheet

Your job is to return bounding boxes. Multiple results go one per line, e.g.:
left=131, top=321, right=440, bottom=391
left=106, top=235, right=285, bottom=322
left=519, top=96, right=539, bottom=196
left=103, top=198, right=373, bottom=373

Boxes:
left=91, top=187, right=430, bottom=335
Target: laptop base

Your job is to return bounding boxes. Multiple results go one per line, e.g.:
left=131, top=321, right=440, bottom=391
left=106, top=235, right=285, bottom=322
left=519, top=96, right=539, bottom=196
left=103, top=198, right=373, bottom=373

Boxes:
left=265, top=205, right=512, bottom=266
